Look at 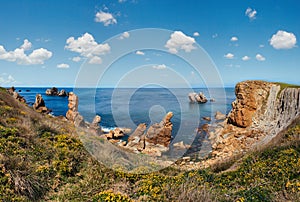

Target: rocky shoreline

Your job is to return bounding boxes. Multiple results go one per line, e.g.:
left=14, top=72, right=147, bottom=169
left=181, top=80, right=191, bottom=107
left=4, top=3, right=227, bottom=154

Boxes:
left=5, top=80, right=300, bottom=169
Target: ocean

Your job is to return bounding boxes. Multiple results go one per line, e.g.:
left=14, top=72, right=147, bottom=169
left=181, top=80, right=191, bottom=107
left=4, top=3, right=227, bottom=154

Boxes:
left=16, top=87, right=236, bottom=155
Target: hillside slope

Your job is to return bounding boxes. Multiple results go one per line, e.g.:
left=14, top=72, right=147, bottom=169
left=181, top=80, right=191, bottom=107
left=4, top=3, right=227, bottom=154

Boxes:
left=0, top=86, right=300, bottom=201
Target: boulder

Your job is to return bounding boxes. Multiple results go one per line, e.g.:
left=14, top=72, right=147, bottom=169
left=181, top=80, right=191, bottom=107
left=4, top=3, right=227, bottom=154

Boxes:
left=173, top=141, right=191, bottom=150
left=203, top=116, right=211, bottom=121
left=12, top=91, right=26, bottom=103
left=46, top=87, right=58, bottom=96
left=58, top=89, right=68, bottom=97
left=126, top=123, right=147, bottom=151
left=106, top=128, right=125, bottom=139
left=188, top=92, right=208, bottom=103
left=89, top=115, right=102, bottom=134
left=66, top=92, right=85, bottom=127
left=33, top=94, right=51, bottom=113
left=215, top=111, right=226, bottom=120
left=144, top=112, right=173, bottom=155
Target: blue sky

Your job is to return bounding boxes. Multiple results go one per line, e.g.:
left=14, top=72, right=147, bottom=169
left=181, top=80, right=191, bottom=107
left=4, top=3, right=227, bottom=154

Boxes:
left=0, top=0, right=299, bottom=87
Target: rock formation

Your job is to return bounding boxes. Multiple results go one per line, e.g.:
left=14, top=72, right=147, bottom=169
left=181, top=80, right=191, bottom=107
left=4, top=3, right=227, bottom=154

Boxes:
left=66, top=92, right=85, bottom=127
left=46, top=87, right=68, bottom=97
left=33, top=94, right=51, bottom=113
left=188, top=92, right=208, bottom=103
left=215, top=111, right=226, bottom=120
left=126, top=123, right=147, bottom=152
left=7, top=87, right=26, bottom=103
left=89, top=115, right=102, bottom=134
left=207, top=80, right=300, bottom=165
left=143, top=112, right=173, bottom=156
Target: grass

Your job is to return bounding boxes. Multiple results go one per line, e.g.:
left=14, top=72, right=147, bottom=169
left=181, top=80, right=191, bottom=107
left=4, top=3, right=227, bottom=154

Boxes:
left=0, top=87, right=300, bottom=201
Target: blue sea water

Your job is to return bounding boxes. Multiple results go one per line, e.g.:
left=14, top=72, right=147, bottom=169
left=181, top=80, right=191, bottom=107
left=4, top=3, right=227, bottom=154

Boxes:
left=16, top=87, right=235, bottom=152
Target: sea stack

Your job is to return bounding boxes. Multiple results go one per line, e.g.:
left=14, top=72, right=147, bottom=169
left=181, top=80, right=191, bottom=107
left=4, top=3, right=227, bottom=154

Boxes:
left=66, top=92, right=85, bottom=127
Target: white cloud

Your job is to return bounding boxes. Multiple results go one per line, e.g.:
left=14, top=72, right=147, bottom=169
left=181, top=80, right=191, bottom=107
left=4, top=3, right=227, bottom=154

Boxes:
left=0, top=39, right=52, bottom=65
left=57, top=63, right=70, bottom=68
left=242, top=56, right=250, bottom=61
left=95, top=11, right=117, bottom=26
left=193, top=32, right=200, bottom=37
left=21, top=39, right=32, bottom=50
left=245, top=7, right=257, bottom=20
left=118, top=0, right=126, bottom=2
left=270, top=30, right=297, bottom=50
left=259, top=44, right=265, bottom=48
left=230, top=36, right=238, bottom=42
left=165, top=31, right=196, bottom=54
left=72, top=56, right=81, bottom=62
left=256, top=54, right=266, bottom=61
left=135, top=50, right=145, bottom=55
left=0, top=73, right=16, bottom=85
left=224, top=53, right=234, bottom=59
left=119, top=31, right=130, bottom=40
left=153, top=64, right=167, bottom=70
left=65, top=33, right=110, bottom=64
left=88, top=56, right=102, bottom=64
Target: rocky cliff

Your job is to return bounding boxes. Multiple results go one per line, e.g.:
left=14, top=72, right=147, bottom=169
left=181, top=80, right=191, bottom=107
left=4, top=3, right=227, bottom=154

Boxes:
left=208, top=80, right=300, bottom=163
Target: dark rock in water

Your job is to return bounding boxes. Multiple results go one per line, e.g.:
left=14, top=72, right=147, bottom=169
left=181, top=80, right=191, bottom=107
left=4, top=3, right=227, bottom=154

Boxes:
left=203, top=116, right=211, bottom=121
left=210, top=98, right=216, bottom=102
left=58, top=89, right=68, bottom=97
left=26, top=89, right=30, bottom=92
left=66, top=92, right=85, bottom=127
left=18, top=90, right=22, bottom=92
left=46, top=87, right=58, bottom=96
left=188, top=92, right=208, bottom=103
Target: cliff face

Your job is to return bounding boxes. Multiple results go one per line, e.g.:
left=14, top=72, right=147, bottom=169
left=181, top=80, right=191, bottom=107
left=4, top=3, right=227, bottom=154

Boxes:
left=208, top=81, right=300, bottom=163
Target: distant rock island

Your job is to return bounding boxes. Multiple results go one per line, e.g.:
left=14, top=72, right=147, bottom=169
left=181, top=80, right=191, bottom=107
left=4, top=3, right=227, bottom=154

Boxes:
left=45, top=87, right=68, bottom=97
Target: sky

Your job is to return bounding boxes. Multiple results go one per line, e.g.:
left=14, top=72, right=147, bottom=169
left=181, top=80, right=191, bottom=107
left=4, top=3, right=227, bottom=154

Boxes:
left=0, top=0, right=299, bottom=87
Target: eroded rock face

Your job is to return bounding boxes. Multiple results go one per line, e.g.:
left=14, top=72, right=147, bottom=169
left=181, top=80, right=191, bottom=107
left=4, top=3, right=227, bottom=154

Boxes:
left=89, top=115, right=102, bottom=134
left=46, top=87, right=58, bottom=96
left=66, top=92, right=85, bottom=127
left=206, top=80, right=300, bottom=167
left=143, top=112, right=173, bottom=156
left=188, top=92, right=208, bottom=103
left=33, top=94, right=50, bottom=113
left=126, top=123, right=147, bottom=152
left=58, top=89, right=68, bottom=97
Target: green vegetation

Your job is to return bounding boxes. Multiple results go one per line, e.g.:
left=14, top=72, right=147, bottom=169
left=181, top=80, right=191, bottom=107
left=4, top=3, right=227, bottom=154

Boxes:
left=274, top=82, right=300, bottom=90
left=0, top=88, right=300, bottom=201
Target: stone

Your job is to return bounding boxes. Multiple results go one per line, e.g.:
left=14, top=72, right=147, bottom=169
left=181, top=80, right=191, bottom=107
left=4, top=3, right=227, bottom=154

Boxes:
left=90, top=115, right=102, bottom=134
left=126, top=123, right=147, bottom=151
left=58, top=89, right=68, bottom=97
left=215, top=111, right=226, bottom=120
left=106, top=128, right=125, bottom=139
left=12, top=91, right=26, bottom=103
left=203, top=116, right=211, bottom=121
left=188, top=92, right=208, bottom=103
left=143, top=112, right=173, bottom=155
left=66, top=92, right=85, bottom=127
left=46, top=87, right=58, bottom=96
left=173, top=141, right=191, bottom=150
left=32, top=94, right=51, bottom=113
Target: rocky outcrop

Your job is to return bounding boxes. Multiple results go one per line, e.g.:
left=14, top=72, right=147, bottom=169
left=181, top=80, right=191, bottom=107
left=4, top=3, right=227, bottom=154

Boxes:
left=143, top=112, right=173, bottom=156
left=33, top=94, right=51, bottom=113
left=66, top=92, right=85, bottom=127
left=7, top=87, right=26, bottom=103
left=126, top=123, right=147, bottom=152
left=215, top=111, right=226, bottom=120
left=46, top=87, right=68, bottom=97
left=188, top=92, right=208, bottom=103
left=89, top=115, right=102, bottom=134
left=207, top=81, right=300, bottom=165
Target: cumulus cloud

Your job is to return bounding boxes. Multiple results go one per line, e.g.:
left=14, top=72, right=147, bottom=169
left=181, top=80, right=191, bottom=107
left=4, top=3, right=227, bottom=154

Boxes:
left=57, top=63, right=70, bottom=68
left=153, top=64, right=167, bottom=70
left=65, top=33, right=110, bottom=64
left=224, top=53, right=234, bottom=59
left=242, top=56, right=250, bottom=61
left=119, top=31, right=130, bottom=40
left=135, top=50, right=145, bottom=55
left=256, top=54, right=265, bottom=61
left=165, top=31, right=196, bottom=54
left=230, top=36, right=238, bottom=42
left=245, top=7, right=257, bottom=20
left=72, top=56, right=81, bottom=62
left=0, top=39, right=52, bottom=65
left=95, top=11, right=117, bottom=26
left=0, top=73, right=16, bottom=85
left=270, top=30, right=297, bottom=49
left=193, top=32, right=200, bottom=37
left=212, top=33, right=218, bottom=39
